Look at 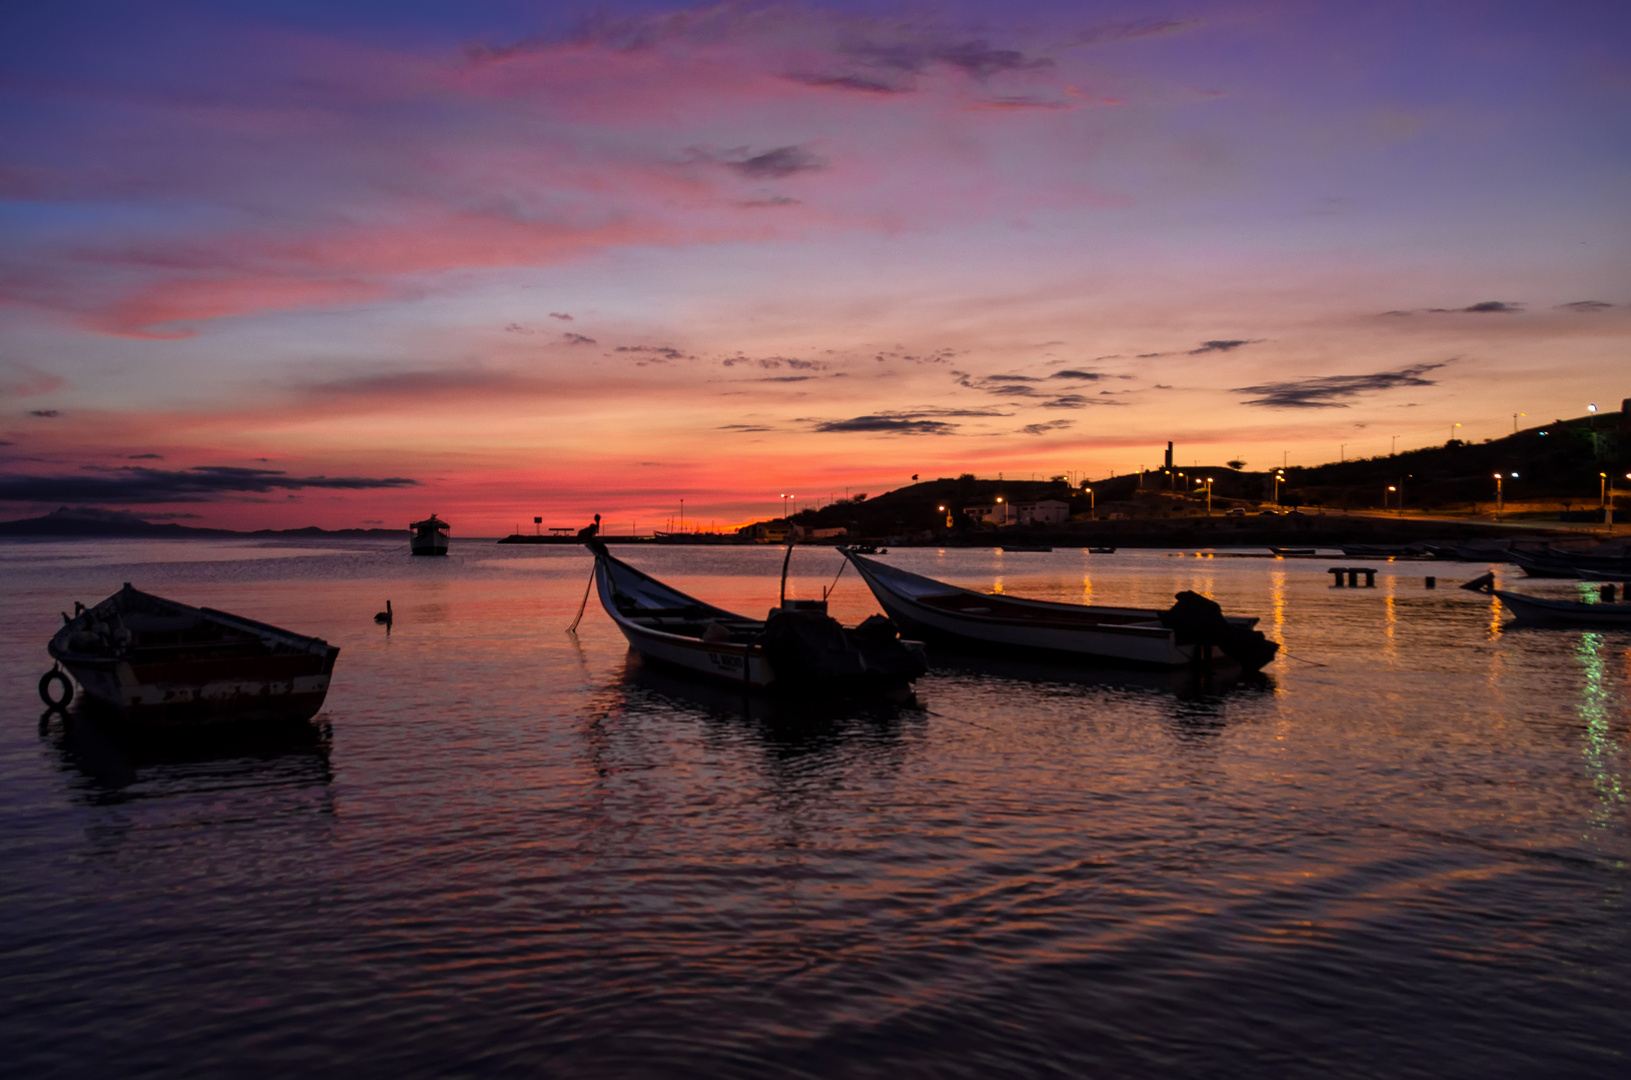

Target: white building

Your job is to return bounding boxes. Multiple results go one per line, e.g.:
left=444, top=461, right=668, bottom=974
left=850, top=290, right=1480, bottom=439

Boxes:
left=1016, top=499, right=1071, bottom=526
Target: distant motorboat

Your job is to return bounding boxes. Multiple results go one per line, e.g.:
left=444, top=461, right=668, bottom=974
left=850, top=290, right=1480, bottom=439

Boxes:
left=410, top=514, right=449, bottom=556
left=1493, top=590, right=1631, bottom=628
left=1088, top=546, right=1117, bottom=554
left=586, top=540, right=924, bottom=691
left=842, top=551, right=1277, bottom=670
left=1270, top=547, right=1316, bottom=556
left=43, top=583, right=340, bottom=726
left=1000, top=545, right=1052, bottom=553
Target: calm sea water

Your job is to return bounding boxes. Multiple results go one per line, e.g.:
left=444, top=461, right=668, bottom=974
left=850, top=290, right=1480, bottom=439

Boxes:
left=1, top=539, right=1627, bottom=1079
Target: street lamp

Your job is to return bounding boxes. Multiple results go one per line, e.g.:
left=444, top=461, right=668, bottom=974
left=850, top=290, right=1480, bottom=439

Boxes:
left=1387, top=485, right=1396, bottom=512
left=1085, top=487, right=1094, bottom=514
left=1273, top=469, right=1285, bottom=507
left=1450, top=422, right=1461, bottom=444
left=1199, top=477, right=1214, bottom=515
left=995, top=494, right=1007, bottom=526
left=938, top=504, right=952, bottom=528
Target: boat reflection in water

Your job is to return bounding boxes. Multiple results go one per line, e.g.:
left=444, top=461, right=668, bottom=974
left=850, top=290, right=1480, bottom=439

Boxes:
left=41, top=706, right=332, bottom=803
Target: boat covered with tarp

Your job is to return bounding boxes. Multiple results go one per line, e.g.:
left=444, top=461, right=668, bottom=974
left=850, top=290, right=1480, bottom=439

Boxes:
left=842, top=551, right=1278, bottom=670
left=586, top=540, right=924, bottom=691
left=43, top=583, right=340, bottom=725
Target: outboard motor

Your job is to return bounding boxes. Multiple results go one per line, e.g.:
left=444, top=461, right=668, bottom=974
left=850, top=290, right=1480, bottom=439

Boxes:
left=1159, top=590, right=1279, bottom=671
left=761, top=610, right=926, bottom=687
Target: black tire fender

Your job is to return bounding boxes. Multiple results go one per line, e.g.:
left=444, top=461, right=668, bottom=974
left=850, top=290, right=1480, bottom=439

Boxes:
left=39, top=669, right=73, bottom=710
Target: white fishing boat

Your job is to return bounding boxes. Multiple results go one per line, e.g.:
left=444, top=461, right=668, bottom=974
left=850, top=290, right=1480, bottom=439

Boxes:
left=42, top=583, right=340, bottom=725
left=842, top=551, right=1277, bottom=670
left=410, top=514, right=449, bottom=556
left=1493, top=590, right=1631, bottom=627
left=588, top=540, right=924, bottom=690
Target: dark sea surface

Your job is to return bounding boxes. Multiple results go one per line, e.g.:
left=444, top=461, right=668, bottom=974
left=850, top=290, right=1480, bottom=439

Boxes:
left=2, top=538, right=1627, bottom=1079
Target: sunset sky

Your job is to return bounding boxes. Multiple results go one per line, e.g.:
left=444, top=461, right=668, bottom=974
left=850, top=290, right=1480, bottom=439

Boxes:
left=2, top=0, right=1627, bottom=532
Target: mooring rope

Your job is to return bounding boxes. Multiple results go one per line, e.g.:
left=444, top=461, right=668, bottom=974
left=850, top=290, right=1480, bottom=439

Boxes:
left=823, top=557, right=847, bottom=601
left=567, top=563, right=596, bottom=632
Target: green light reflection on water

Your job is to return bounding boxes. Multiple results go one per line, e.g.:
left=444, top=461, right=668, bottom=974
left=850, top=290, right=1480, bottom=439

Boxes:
left=1574, top=631, right=1626, bottom=834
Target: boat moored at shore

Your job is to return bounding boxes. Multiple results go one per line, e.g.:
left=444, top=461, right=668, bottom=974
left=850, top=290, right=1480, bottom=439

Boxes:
left=43, top=584, right=340, bottom=726
left=587, top=539, right=924, bottom=691
left=843, top=551, right=1277, bottom=670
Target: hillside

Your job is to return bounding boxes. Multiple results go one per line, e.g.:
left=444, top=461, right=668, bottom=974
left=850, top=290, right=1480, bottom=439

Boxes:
left=784, top=406, right=1628, bottom=541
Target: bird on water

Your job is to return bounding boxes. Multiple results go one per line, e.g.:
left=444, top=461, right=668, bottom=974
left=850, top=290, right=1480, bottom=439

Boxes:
left=577, top=514, right=601, bottom=540
left=374, top=600, right=393, bottom=625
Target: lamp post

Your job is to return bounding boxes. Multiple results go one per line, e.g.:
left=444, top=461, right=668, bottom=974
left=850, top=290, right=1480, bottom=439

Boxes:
left=1513, top=412, right=1525, bottom=434
left=938, top=504, right=952, bottom=528
left=1086, top=487, right=1095, bottom=514
left=1273, top=469, right=1285, bottom=508
left=1450, top=422, right=1461, bottom=444
left=1199, top=477, right=1214, bottom=515
left=995, top=495, right=1006, bottom=526
left=1602, top=473, right=1609, bottom=525
left=1386, top=485, right=1396, bottom=512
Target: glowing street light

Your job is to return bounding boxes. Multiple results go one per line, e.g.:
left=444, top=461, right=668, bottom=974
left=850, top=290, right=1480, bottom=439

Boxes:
left=1450, top=422, right=1461, bottom=443
left=1387, top=484, right=1396, bottom=512
left=1494, top=472, right=1508, bottom=520
left=1273, top=469, right=1286, bottom=507
left=938, top=504, right=952, bottom=528
left=1198, top=477, right=1214, bottom=515
left=1085, top=487, right=1095, bottom=514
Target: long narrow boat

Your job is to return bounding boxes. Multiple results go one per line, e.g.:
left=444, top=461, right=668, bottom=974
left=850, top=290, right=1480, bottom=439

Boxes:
left=45, top=583, right=340, bottom=725
left=842, top=552, right=1277, bottom=670
left=588, top=541, right=924, bottom=690
left=1493, top=590, right=1631, bottom=627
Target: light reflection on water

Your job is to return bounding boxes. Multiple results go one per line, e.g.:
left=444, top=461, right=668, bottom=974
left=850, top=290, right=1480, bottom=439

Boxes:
left=0, top=538, right=1628, bottom=1078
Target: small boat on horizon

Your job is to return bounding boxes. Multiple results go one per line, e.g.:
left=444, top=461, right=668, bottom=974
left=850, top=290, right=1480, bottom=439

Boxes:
left=842, top=552, right=1278, bottom=670
left=1000, top=544, right=1052, bottom=553
left=586, top=540, right=924, bottom=691
left=410, top=514, right=449, bottom=556
left=1269, top=547, right=1317, bottom=556
left=43, top=583, right=340, bottom=726
left=1088, top=546, right=1116, bottom=554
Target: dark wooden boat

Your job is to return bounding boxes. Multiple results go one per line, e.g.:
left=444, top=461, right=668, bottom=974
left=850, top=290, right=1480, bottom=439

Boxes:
left=410, top=514, right=449, bottom=555
left=1494, top=590, right=1631, bottom=627
left=44, top=583, right=340, bottom=726
left=842, top=552, right=1277, bottom=670
left=588, top=540, right=923, bottom=690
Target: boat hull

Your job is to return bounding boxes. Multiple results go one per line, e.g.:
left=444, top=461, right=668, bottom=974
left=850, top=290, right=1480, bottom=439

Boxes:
left=47, top=585, right=340, bottom=727
left=58, top=654, right=336, bottom=725
left=410, top=534, right=449, bottom=556
left=589, top=544, right=923, bottom=691
left=846, top=553, right=1220, bottom=668
left=1494, top=590, right=1631, bottom=628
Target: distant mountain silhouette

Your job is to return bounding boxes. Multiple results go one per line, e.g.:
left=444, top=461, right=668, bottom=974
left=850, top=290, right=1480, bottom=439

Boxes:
left=0, top=506, right=402, bottom=538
